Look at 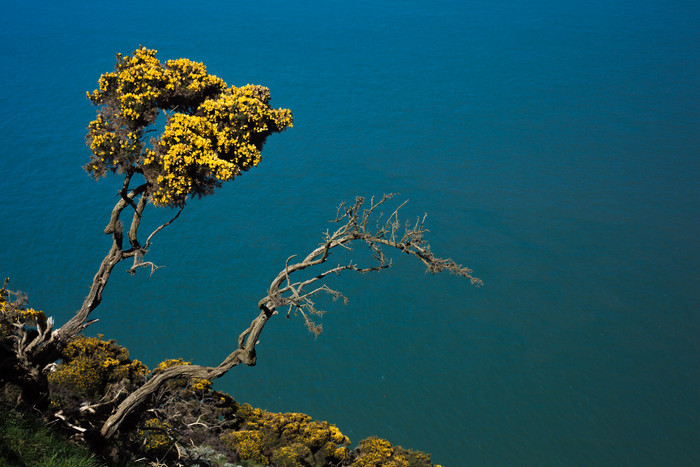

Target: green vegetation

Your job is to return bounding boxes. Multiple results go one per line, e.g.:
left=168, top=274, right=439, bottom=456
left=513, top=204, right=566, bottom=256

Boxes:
left=48, top=334, right=148, bottom=402
left=221, top=403, right=351, bottom=466
left=0, top=398, right=103, bottom=467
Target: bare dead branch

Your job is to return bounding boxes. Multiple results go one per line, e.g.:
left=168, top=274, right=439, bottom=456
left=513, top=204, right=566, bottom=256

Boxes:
left=100, top=194, right=480, bottom=439
left=145, top=206, right=184, bottom=248
left=54, top=411, right=88, bottom=433
left=186, top=416, right=209, bottom=429
left=24, top=316, right=54, bottom=356
left=31, top=183, right=180, bottom=365
left=127, top=259, right=164, bottom=276
left=259, top=194, right=481, bottom=332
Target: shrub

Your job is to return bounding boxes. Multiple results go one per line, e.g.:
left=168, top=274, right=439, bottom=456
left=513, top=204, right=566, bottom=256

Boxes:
left=48, top=335, right=148, bottom=402
left=270, top=442, right=312, bottom=467
left=219, top=403, right=351, bottom=466
left=221, top=429, right=268, bottom=465
left=394, top=446, right=438, bottom=467
left=137, top=417, right=174, bottom=458
left=0, top=281, right=46, bottom=339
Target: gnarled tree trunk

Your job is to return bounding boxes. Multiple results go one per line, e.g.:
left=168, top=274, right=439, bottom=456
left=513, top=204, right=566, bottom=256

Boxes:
left=100, top=195, right=481, bottom=438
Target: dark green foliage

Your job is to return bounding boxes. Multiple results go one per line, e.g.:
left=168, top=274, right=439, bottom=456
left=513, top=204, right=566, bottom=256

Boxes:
left=0, top=399, right=103, bottom=467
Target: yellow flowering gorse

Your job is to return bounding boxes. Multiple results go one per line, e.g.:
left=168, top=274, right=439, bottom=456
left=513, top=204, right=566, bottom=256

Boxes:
left=85, top=46, right=292, bottom=207
left=48, top=335, right=149, bottom=399
left=138, top=418, right=173, bottom=455
left=221, top=430, right=269, bottom=465
left=222, top=403, right=351, bottom=465
left=0, top=284, right=47, bottom=338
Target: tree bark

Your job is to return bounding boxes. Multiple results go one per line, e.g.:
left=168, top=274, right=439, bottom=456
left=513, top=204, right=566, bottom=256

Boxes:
left=101, top=307, right=272, bottom=438
left=34, top=185, right=148, bottom=365
left=99, top=194, right=480, bottom=439
left=55, top=242, right=123, bottom=343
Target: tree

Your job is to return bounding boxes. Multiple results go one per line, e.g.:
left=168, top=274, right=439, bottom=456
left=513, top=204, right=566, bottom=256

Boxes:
left=1, top=47, right=480, bottom=452
left=36, top=46, right=293, bottom=360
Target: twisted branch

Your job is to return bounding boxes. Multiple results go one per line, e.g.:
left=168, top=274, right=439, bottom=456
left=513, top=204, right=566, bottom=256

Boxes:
left=259, top=194, right=481, bottom=334
left=100, top=194, right=480, bottom=438
left=35, top=180, right=182, bottom=363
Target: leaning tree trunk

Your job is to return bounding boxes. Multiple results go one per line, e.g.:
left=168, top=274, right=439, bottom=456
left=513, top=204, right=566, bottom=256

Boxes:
left=56, top=241, right=123, bottom=344
left=35, top=182, right=150, bottom=365
left=101, top=306, right=274, bottom=438
left=100, top=195, right=481, bottom=439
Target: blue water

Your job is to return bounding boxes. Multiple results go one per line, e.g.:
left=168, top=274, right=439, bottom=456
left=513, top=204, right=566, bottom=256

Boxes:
left=1, top=0, right=699, bottom=465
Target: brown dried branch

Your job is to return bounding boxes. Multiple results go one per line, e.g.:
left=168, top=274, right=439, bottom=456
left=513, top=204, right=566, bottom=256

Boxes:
left=259, top=194, right=481, bottom=334
left=127, top=192, right=148, bottom=249
left=54, top=411, right=88, bottom=433
left=101, top=307, right=274, bottom=438
left=100, top=194, right=480, bottom=439
left=144, top=206, right=184, bottom=248
left=126, top=205, right=183, bottom=275
left=23, top=316, right=54, bottom=356
left=34, top=182, right=182, bottom=365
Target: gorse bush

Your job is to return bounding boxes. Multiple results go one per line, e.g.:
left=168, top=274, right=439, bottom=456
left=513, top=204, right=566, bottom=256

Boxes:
left=0, top=279, right=46, bottom=339
left=351, top=437, right=398, bottom=467
left=221, top=429, right=268, bottom=465
left=270, top=443, right=314, bottom=467
left=220, top=403, right=351, bottom=466
left=349, top=437, right=438, bottom=467
left=0, top=45, right=472, bottom=465
left=85, top=46, right=293, bottom=207
left=137, top=417, right=173, bottom=458
left=48, top=335, right=148, bottom=402
left=3, top=287, right=443, bottom=466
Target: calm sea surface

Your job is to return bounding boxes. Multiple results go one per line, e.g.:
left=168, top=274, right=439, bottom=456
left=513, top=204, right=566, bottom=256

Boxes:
left=1, top=1, right=698, bottom=465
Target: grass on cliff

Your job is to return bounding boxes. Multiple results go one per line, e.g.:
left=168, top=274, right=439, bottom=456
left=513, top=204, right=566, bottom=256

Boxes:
left=0, top=399, right=103, bottom=467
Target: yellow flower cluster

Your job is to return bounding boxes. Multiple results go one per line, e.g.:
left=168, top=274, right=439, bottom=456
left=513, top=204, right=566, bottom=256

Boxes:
left=350, top=437, right=441, bottom=467
left=147, top=113, right=235, bottom=205
left=221, top=430, right=268, bottom=465
left=164, top=58, right=226, bottom=94
left=147, top=84, right=292, bottom=206
left=351, top=437, right=406, bottom=467
left=48, top=335, right=149, bottom=399
left=270, top=443, right=313, bottom=467
left=85, top=46, right=292, bottom=207
left=86, top=115, right=142, bottom=171
left=238, top=406, right=349, bottom=446
left=153, top=358, right=191, bottom=374
left=49, top=353, right=107, bottom=398
left=138, top=418, right=173, bottom=455
left=88, top=48, right=227, bottom=123
left=223, top=403, right=350, bottom=465
left=88, top=47, right=164, bottom=123
left=189, top=378, right=211, bottom=393
left=0, top=292, right=47, bottom=338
